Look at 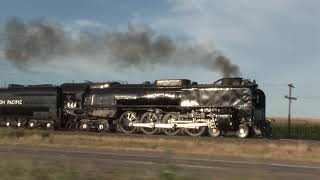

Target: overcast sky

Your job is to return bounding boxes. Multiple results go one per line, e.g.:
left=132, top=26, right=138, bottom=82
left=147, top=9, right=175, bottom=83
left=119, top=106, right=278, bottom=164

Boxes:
left=0, top=0, right=319, bottom=118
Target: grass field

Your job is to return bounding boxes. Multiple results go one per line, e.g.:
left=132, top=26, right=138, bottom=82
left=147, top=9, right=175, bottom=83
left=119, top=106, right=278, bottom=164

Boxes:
left=270, top=117, right=320, bottom=140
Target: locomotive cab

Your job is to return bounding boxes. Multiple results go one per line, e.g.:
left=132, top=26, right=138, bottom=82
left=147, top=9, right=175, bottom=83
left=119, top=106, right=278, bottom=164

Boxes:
left=61, top=83, right=89, bottom=114
left=252, top=89, right=271, bottom=137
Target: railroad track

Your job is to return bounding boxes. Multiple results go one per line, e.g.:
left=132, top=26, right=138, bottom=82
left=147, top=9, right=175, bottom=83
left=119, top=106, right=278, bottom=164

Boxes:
left=2, top=127, right=319, bottom=145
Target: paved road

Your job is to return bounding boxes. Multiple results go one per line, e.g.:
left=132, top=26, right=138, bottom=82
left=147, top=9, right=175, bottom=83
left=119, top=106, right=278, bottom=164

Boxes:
left=0, top=144, right=320, bottom=179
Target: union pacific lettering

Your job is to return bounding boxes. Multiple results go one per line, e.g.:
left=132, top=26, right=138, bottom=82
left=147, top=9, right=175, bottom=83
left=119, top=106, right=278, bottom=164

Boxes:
left=0, top=100, right=23, bottom=105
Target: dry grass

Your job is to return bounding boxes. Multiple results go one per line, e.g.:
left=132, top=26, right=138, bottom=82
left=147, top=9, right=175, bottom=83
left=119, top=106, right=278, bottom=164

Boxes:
left=0, top=157, right=203, bottom=180
left=0, top=128, right=320, bottom=163
left=0, top=155, right=275, bottom=180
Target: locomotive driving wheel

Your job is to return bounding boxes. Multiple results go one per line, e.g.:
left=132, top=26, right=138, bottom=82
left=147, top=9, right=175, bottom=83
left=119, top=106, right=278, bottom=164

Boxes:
left=119, top=111, right=138, bottom=134
left=184, top=123, right=206, bottom=137
left=162, top=113, right=181, bottom=136
left=140, top=112, right=160, bottom=135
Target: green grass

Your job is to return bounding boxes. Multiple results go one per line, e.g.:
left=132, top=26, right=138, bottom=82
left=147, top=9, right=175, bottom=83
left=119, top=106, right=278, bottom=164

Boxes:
left=271, top=123, right=320, bottom=140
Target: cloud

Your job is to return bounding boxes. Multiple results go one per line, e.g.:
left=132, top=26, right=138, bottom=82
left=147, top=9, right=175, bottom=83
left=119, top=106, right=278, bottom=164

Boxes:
left=154, top=0, right=320, bottom=70
left=73, top=19, right=104, bottom=28
left=152, top=0, right=320, bottom=117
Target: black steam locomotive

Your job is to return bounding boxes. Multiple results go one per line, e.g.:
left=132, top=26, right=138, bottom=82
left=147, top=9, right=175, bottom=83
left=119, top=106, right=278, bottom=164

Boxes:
left=0, top=78, right=271, bottom=138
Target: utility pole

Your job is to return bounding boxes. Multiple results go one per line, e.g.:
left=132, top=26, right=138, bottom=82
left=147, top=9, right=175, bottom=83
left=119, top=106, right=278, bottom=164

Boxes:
left=285, top=84, right=297, bottom=138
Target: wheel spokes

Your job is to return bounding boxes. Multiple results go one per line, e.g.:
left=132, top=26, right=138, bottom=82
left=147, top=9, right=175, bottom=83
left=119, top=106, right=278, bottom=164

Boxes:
left=162, top=113, right=180, bottom=136
left=185, top=126, right=206, bottom=137
left=140, top=112, right=160, bottom=135
left=119, top=111, right=138, bottom=134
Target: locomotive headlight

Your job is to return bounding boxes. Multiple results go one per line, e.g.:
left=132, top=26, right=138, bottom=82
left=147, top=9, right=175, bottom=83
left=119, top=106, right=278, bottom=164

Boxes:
left=6, top=122, right=10, bottom=127
left=17, top=122, right=21, bottom=127
left=47, top=123, right=51, bottom=128
left=99, top=124, right=104, bottom=130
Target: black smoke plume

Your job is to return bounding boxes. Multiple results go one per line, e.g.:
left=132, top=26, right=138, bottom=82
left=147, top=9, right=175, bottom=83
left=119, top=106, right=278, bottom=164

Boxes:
left=1, top=17, right=241, bottom=77
left=3, top=18, right=66, bottom=63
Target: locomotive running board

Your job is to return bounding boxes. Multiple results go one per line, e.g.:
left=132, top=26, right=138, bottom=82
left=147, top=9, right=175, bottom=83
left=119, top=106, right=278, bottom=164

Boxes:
left=129, top=123, right=208, bottom=129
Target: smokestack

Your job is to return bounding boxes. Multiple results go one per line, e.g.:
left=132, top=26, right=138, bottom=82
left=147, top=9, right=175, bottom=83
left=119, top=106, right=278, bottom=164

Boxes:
left=1, top=17, right=241, bottom=77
